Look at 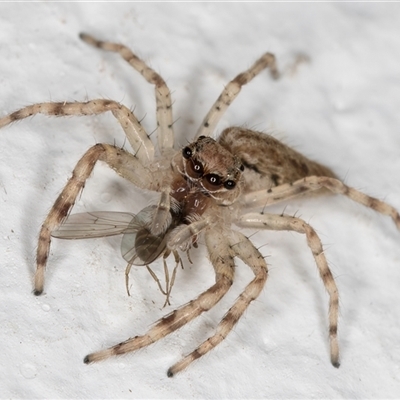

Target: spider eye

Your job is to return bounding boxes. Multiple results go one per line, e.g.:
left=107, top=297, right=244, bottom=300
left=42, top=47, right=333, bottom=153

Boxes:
left=224, top=180, right=236, bottom=190
left=239, top=164, right=244, bottom=171
left=182, top=147, right=192, bottom=159
left=186, top=158, right=204, bottom=179
left=205, top=174, right=222, bottom=186
left=201, top=174, right=223, bottom=191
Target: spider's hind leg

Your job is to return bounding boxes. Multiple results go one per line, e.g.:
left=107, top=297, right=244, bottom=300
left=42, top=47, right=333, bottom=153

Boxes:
left=242, top=176, right=400, bottom=229
left=236, top=212, right=340, bottom=367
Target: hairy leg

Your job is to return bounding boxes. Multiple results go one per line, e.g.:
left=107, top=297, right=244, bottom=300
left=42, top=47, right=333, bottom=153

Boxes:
left=242, top=176, right=400, bottom=229
left=34, top=143, right=153, bottom=295
left=0, top=99, right=154, bottom=164
left=167, top=231, right=268, bottom=376
left=80, top=33, right=174, bottom=153
left=196, top=53, right=279, bottom=138
left=237, top=212, right=340, bottom=367
left=83, top=229, right=235, bottom=370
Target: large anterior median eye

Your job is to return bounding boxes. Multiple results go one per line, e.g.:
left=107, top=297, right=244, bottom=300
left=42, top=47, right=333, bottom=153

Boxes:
left=206, top=174, right=221, bottom=186
left=186, top=158, right=204, bottom=178
left=202, top=174, right=222, bottom=191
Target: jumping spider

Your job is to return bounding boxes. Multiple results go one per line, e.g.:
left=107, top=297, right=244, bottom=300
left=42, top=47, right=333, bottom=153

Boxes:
left=1, top=33, right=399, bottom=377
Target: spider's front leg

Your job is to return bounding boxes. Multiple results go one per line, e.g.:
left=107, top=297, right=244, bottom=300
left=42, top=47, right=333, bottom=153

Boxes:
left=236, top=212, right=340, bottom=367
left=83, top=229, right=235, bottom=375
left=80, top=33, right=174, bottom=154
left=167, top=230, right=269, bottom=376
left=79, top=33, right=179, bottom=237
left=196, top=53, right=279, bottom=139
left=0, top=99, right=156, bottom=164
left=34, top=144, right=157, bottom=295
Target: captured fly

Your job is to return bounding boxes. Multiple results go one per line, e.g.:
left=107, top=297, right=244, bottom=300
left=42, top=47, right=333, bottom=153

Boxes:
left=51, top=205, right=181, bottom=303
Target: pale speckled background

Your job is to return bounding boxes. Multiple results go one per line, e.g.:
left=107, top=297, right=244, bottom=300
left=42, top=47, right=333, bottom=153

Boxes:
left=1, top=3, right=400, bottom=399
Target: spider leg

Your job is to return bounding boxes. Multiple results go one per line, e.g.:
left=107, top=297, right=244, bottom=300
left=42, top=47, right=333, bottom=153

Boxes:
left=167, top=231, right=268, bottom=377
left=80, top=33, right=178, bottom=237
left=34, top=143, right=156, bottom=295
left=167, top=218, right=211, bottom=251
left=196, top=53, right=279, bottom=139
left=236, top=212, right=340, bottom=367
left=83, top=230, right=235, bottom=367
left=242, top=176, right=400, bottom=229
left=151, top=190, right=172, bottom=235
left=80, top=33, right=174, bottom=153
left=0, top=99, right=154, bottom=164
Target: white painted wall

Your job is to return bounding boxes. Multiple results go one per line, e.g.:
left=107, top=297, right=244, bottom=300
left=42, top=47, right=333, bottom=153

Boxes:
left=1, top=3, right=400, bottom=398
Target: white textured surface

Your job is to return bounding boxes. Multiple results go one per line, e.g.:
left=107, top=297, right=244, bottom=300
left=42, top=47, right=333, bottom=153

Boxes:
left=1, top=3, right=400, bottom=398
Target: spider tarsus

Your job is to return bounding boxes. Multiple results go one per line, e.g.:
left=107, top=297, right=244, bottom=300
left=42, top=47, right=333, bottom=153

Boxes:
left=79, top=32, right=100, bottom=48
left=83, top=355, right=92, bottom=364
left=166, top=368, right=174, bottom=378
left=33, top=289, right=43, bottom=296
left=79, top=32, right=91, bottom=40
left=331, top=355, right=340, bottom=368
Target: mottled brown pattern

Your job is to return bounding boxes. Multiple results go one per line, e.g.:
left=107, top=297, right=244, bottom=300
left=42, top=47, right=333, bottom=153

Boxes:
left=219, top=127, right=336, bottom=191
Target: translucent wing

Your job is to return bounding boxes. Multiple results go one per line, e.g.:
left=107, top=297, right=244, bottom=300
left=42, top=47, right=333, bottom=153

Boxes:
left=51, top=211, right=135, bottom=239
left=121, top=205, right=169, bottom=266
left=52, top=206, right=171, bottom=268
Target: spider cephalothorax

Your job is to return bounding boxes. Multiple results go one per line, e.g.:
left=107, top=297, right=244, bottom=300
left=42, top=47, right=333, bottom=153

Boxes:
left=172, top=135, right=244, bottom=207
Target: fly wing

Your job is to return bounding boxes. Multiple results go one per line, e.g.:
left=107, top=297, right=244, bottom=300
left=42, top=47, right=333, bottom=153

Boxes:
left=51, top=211, right=136, bottom=239
left=121, top=205, right=169, bottom=266
left=52, top=206, right=170, bottom=267
left=121, top=229, right=169, bottom=266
